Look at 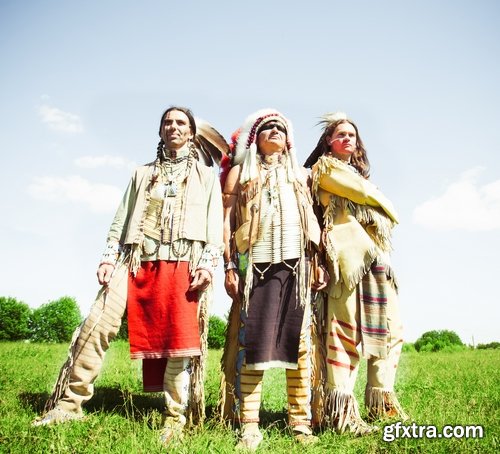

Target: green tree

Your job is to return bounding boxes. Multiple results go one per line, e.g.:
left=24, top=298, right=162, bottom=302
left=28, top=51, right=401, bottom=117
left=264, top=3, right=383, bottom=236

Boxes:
left=207, top=315, right=226, bottom=349
left=30, top=296, right=82, bottom=343
left=414, top=329, right=464, bottom=352
left=0, top=297, right=32, bottom=340
left=477, top=341, right=500, bottom=350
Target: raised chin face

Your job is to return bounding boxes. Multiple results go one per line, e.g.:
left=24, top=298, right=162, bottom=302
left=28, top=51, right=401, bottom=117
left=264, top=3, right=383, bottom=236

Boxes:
left=257, top=122, right=287, bottom=155
left=161, top=110, right=193, bottom=150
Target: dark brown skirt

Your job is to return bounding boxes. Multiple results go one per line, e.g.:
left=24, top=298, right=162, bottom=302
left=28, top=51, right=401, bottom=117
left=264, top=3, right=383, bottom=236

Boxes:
left=242, top=260, right=304, bottom=368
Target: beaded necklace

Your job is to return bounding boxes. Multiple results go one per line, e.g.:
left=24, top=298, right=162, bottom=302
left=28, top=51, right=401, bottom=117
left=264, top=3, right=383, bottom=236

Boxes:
left=252, top=153, right=300, bottom=279
left=144, top=148, right=196, bottom=258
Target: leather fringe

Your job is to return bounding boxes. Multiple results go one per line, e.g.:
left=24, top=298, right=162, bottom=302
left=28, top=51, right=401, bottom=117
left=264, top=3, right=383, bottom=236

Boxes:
left=44, top=253, right=129, bottom=412
left=43, top=321, right=84, bottom=412
left=365, top=386, right=408, bottom=421
left=323, top=388, right=363, bottom=433
left=217, top=296, right=243, bottom=424
left=311, top=292, right=327, bottom=427
left=186, top=286, right=211, bottom=426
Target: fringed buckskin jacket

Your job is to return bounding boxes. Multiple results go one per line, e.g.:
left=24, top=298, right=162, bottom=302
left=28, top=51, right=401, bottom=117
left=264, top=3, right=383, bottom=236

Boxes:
left=312, top=155, right=398, bottom=291
left=106, top=160, right=223, bottom=273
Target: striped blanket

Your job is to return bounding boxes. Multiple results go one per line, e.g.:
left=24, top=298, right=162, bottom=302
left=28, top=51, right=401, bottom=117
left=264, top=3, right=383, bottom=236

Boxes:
left=360, top=262, right=388, bottom=359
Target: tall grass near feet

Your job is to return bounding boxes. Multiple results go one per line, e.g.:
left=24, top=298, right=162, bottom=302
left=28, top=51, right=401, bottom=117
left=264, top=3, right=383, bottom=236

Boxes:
left=0, top=341, right=498, bottom=453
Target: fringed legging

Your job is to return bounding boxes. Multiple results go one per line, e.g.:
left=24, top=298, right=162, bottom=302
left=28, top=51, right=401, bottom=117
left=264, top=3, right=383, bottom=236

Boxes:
left=238, top=332, right=312, bottom=427
left=55, top=262, right=128, bottom=414
left=324, top=278, right=407, bottom=424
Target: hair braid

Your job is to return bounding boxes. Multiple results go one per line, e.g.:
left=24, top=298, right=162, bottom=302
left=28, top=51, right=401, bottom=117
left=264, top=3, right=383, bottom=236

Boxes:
left=156, top=139, right=165, bottom=162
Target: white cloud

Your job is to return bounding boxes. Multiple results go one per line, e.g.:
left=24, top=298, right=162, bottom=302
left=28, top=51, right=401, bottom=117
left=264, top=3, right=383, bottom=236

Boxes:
left=413, top=167, right=500, bottom=231
left=75, top=155, right=137, bottom=171
left=37, top=104, right=83, bottom=133
left=27, top=175, right=122, bottom=213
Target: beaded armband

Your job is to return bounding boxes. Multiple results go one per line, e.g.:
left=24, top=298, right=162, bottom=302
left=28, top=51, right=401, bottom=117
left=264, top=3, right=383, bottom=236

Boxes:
left=196, top=243, right=221, bottom=278
left=100, top=241, right=121, bottom=266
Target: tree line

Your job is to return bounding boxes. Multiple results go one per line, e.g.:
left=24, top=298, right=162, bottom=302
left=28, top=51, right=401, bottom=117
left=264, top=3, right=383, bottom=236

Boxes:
left=0, top=296, right=227, bottom=348
left=0, top=296, right=81, bottom=343
left=1, top=296, right=497, bottom=350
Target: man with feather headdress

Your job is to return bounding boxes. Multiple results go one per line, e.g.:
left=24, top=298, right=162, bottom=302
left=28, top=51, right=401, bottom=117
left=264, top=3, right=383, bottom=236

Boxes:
left=219, top=109, right=327, bottom=450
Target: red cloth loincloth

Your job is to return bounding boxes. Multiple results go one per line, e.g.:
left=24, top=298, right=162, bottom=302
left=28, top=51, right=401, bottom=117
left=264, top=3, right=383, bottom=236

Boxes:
left=127, top=260, right=201, bottom=390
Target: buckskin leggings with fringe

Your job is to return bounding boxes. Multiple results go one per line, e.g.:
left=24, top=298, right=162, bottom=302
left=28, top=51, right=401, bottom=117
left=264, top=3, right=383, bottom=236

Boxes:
left=320, top=278, right=407, bottom=429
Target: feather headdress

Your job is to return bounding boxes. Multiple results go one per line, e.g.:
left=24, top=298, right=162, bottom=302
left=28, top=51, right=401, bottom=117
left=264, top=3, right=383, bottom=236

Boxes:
left=194, top=117, right=229, bottom=167
left=219, top=128, right=241, bottom=189
left=233, top=108, right=303, bottom=184
left=318, top=111, right=348, bottom=128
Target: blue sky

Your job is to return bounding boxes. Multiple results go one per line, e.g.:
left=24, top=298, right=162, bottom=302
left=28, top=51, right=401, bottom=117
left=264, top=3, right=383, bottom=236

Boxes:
left=1, top=0, right=499, bottom=344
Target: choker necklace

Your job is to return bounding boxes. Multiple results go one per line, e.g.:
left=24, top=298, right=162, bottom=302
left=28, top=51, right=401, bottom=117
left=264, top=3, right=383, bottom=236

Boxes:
left=161, top=147, right=177, bottom=161
left=161, top=145, right=191, bottom=162
left=258, top=152, right=283, bottom=169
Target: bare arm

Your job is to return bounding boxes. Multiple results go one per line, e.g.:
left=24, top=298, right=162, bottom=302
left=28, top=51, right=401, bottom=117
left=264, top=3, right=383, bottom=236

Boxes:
left=223, top=165, right=241, bottom=302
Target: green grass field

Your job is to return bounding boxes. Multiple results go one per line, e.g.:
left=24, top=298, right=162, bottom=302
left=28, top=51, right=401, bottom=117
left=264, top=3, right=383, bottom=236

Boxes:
left=0, top=341, right=498, bottom=453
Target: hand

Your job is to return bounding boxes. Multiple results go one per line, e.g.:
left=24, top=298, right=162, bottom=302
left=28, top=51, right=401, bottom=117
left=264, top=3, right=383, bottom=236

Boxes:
left=97, top=263, right=115, bottom=285
left=224, top=269, right=240, bottom=303
left=189, top=269, right=212, bottom=292
left=311, top=265, right=329, bottom=292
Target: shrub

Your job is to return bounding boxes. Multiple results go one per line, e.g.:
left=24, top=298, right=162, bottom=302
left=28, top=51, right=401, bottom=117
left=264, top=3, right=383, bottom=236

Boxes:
left=477, top=342, right=500, bottom=350
left=402, top=342, right=416, bottom=353
left=207, top=315, right=226, bottom=349
left=0, top=297, right=32, bottom=340
left=440, top=344, right=468, bottom=353
left=414, top=329, right=465, bottom=352
left=30, top=296, right=82, bottom=343
left=116, top=313, right=129, bottom=340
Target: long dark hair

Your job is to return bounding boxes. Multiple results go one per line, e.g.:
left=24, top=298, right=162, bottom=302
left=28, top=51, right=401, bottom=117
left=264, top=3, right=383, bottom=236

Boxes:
left=304, top=118, right=370, bottom=178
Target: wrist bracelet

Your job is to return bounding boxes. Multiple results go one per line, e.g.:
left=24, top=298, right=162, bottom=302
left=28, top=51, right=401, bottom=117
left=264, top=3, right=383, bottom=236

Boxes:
left=224, top=261, right=238, bottom=272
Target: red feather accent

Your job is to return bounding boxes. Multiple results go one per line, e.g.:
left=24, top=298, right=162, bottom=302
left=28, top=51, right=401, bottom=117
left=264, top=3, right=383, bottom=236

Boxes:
left=219, top=128, right=241, bottom=189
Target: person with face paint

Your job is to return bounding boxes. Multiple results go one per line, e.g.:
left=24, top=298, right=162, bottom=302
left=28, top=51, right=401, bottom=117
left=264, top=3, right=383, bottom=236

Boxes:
left=33, top=106, right=226, bottom=445
left=220, top=109, right=328, bottom=450
left=304, top=112, right=408, bottom=435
